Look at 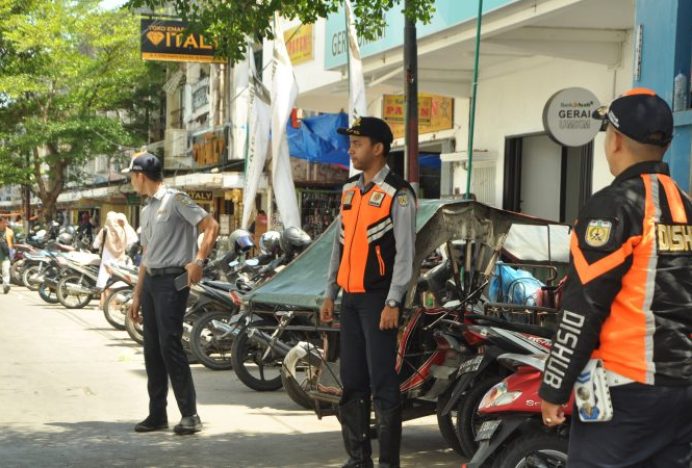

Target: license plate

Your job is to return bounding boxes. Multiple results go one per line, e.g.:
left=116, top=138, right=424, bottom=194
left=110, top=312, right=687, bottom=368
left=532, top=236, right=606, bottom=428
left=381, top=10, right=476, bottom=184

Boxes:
left=474, top=419, right=501, bottom=442
left=459, top=355, right=483, bottom=374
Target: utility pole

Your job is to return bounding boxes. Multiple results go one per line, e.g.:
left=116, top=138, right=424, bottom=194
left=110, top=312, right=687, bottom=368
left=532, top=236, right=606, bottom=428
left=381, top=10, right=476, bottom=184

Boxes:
left=465, top=0, right=484, bottom=200
left=404, top=0, right=419, bottom=193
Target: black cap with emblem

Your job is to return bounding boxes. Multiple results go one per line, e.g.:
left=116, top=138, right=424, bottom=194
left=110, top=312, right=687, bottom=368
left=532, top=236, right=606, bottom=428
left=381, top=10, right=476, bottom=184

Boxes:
left=592, top=88, right=673, bottom=147
left=337, top=116, right=394, bottom=153
left=122, top=152, right=163, bottom=181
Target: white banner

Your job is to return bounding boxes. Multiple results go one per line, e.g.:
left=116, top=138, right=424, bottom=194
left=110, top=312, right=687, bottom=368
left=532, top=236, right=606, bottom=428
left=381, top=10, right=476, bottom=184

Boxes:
left=345, top=0, right=367, bottom=176
left=241, top=43, right=272, bottom=229
left=231, top=47, right=250, bottom=162
left=345, top=0, right=367, bottom=124
left=270, top=14, right=301, bottom=229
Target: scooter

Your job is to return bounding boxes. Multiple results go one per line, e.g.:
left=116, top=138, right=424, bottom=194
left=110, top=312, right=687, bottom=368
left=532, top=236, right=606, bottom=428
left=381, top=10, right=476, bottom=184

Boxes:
left=441, top=312, right=555, bottom=457
left=464, top=353, right=572, bottom=468
left=55, top=251, right=101, bottom=309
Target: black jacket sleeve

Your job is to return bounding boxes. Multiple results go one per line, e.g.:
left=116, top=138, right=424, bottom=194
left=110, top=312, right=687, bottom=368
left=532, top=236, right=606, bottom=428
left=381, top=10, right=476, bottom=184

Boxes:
left=539, top=189, right=639, bottom=404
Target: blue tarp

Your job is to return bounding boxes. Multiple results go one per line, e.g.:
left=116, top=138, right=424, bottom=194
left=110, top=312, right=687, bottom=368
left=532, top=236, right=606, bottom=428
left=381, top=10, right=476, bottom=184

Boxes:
left=286, top=112, right=443, bottom=170
left=287, top=112, right=350, bottom=167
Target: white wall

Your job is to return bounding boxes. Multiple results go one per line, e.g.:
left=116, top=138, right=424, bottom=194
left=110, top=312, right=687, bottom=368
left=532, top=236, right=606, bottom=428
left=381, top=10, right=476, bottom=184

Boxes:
left=467, top=32, right=633, bottom=206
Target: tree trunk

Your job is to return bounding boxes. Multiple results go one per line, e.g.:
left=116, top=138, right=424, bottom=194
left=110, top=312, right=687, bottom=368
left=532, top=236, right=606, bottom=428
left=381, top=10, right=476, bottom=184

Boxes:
left=31, top=145, right=66, bottom=224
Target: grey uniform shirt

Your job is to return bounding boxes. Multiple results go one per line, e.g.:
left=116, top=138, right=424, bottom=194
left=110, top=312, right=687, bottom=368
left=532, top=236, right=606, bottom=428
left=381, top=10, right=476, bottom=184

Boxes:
left=140, top=185, right=208, bottom=269
left=325, top=165, right=416, bottom=303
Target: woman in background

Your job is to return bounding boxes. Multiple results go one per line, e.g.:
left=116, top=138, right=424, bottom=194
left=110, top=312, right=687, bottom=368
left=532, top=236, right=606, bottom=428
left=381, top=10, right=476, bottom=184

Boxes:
left=93, top=212, right=137, bottom=308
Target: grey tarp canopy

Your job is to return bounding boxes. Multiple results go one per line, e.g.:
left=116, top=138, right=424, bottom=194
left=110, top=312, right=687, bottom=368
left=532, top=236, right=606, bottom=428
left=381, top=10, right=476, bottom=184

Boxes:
left=245, top=200, right=568, bottom=311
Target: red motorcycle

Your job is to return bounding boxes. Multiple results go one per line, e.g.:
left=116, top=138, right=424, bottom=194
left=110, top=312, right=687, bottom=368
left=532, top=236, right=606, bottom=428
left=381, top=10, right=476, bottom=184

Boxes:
left=464, top=352, right=573, bottom=468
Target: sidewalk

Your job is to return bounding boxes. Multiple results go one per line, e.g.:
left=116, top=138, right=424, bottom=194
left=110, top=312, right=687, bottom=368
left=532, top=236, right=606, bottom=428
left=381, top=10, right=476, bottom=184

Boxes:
left=0, top=287, right=462, bottom=467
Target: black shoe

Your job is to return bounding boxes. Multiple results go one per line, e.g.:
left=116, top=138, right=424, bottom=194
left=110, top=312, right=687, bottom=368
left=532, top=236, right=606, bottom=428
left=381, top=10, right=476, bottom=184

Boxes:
left=134, top=416, right=168, bottom=433
left=3, top=285, right=9, bottom=294
left=174, top=414, right=202, bottom=435
left=375, top=404, right=401, bottom=468
left=339, top=398, right=373, bottom=468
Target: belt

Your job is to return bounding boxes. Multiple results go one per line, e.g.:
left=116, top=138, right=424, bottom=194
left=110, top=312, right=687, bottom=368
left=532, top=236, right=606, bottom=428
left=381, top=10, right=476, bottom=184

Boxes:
left=605, top=369, right=635, bottom=387
left=146, top=266, right=186, bottom=277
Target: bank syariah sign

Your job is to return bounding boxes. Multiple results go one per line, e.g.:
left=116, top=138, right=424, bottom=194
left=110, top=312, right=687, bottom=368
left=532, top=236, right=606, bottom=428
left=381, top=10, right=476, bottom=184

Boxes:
left=543, top=88, right=601, bottom=147
left=141, top=19, right=225, bottom=64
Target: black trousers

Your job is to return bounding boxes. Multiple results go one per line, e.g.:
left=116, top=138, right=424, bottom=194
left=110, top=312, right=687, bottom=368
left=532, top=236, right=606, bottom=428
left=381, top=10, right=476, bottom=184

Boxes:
left=339, top=291, right=400, bottom=410
left=568, top=383, right=692, bottom=467
left=141, top=273, right=196, bottom=419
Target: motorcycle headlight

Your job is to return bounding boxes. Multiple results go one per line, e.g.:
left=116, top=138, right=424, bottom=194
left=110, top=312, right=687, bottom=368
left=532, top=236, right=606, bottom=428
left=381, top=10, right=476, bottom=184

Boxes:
left=479, top=382, right=522, bottom=409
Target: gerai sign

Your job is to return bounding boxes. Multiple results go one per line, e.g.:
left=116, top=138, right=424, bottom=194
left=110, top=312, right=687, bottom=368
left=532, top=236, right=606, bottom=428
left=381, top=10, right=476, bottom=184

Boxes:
left=542, top=88, right=601, bottom=147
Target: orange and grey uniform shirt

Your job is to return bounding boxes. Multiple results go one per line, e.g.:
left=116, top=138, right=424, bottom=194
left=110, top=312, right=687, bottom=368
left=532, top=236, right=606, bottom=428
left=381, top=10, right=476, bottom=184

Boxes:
left=326, top=166, right=416, bottom=303
left=539, top=161, right=692, bottom=404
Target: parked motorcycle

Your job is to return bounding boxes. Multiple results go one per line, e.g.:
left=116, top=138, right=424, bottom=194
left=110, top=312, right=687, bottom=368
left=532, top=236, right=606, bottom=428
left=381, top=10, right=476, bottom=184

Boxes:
left=55, top=251, right=101, bottom=309
left=464, top=352, right=572, bottom=468
left=102, top=262, right=139, bottom=330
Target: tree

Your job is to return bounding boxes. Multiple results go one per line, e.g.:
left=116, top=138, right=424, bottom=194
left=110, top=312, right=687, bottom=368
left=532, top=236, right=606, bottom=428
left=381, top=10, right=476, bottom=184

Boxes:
left=127, top=0, right=436, bottom=64
left=0, top=0, right=163, bottom=221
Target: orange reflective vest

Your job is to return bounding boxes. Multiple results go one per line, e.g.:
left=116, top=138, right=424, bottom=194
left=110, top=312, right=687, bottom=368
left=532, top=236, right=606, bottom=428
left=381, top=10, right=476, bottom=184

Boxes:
left=337, top=172, right=412, bottom=294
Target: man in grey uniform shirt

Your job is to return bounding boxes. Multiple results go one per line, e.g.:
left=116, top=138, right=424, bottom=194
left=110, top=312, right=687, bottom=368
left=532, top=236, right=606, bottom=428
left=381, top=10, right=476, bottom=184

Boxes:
left=320, top=117, right=416, bottom=468
left=125, top=153, right=219, bottom=435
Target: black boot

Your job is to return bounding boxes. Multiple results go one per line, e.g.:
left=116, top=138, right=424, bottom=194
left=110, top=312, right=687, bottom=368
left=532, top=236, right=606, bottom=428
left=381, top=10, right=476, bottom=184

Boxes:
left=375, top=404, right=401, bottom=468
left=339, top=398, right=373, bottom=468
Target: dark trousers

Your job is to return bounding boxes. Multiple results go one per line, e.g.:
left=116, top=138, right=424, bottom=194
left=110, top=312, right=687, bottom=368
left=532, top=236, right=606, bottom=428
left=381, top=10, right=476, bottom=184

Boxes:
left=339, top=291, right=400, bottom=410
left=568, top=383, right=692, bottom=467
left=141, top=273, right=196, bottom=420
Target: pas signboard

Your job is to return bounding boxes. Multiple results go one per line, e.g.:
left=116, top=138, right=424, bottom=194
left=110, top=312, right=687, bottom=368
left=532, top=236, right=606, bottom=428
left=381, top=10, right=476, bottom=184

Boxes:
left=141, top=19, right=225, bottom=64
left=285, top=24, right=313, bottom=65
left=383, top=94, right=454, bottom=139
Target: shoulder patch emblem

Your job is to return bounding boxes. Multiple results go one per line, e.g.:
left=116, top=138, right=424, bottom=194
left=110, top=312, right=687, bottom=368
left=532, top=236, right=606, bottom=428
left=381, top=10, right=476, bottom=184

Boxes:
left=369, top=191, right=385, bottom=207
left=343, top=190, right=355, bottom=207
left=175, top=193, right=195, bottom=207
left=397, top=193, right=409, bottom=207
left=585, top=219, right=612, bottom=248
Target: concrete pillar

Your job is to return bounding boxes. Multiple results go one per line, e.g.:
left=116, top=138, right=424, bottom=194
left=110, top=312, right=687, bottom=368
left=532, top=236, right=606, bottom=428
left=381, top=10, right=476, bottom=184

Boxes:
left=635, top=0, right=692, bottom=191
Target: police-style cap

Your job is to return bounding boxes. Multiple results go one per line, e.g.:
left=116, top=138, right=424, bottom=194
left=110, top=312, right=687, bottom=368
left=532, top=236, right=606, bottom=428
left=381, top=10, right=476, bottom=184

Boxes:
left=337, top=116, right=394, bottom=145
left=122, top=152, right=163, bottom=180
left=592, top=88, right=673, bottom=147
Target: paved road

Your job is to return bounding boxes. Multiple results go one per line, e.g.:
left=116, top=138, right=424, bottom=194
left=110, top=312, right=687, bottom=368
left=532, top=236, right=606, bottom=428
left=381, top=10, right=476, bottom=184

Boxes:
left=0, top=286, right=463, bottom=468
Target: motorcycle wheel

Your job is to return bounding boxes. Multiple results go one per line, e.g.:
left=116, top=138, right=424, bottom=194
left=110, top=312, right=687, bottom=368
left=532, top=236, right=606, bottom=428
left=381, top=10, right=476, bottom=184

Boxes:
left=436, top=388, right=464, bottom=456
left=22, top=265, right=43, bottom=291
left=492, top=431, right=568, bottom=468
left=456, top=376, right=504, bottom=458
left=103, top=286, right=131, bottom=331
left=231, top=319, right=284, bottom=391
left=10, top=260, right=24, bottom=285
left=56, top=274, right=94, bottom=309
left=125, top=311, right=144, bottom=345
left=38, top=281, right=59, bottom=304
left=280, top=343, right=330, bottom=410
left=190, top=309, right=236, bottom=371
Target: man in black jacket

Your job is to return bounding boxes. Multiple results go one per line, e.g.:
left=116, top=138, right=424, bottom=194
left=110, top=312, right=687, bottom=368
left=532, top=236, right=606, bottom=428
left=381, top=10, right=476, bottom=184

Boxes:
left=540, top=89, right=692, bottom=467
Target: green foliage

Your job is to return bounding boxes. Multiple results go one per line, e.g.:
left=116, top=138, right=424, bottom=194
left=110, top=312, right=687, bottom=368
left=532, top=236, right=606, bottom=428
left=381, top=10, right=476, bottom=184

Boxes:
left=0, top=0, right=164, bottom=218
left=127, top=0, right=436, bottom=64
